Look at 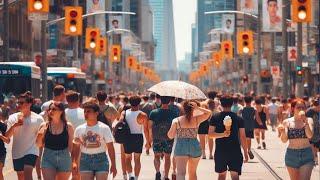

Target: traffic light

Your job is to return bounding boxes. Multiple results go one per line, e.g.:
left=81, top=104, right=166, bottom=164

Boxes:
left=221, top=40, right=233, bottom=60
left=110, top=45, right=121, bottom=62
left=212, top=52, right=221, bottom=67
left=292, top=0, right=312, bottom=22
left=95, top=37, right=107, bottom=56
left=28, top=0, right=49, bottom=13
left=296, top=65, right=303, bottom=76
left=64, top=6, right=83, bottom=36
left=126, top=56, right=136, bottom=69
left=237, top=31, right=254, bottom=55
left=200, top=64, right=208, bottom=75
left=85, top=28, right=100, bottom=50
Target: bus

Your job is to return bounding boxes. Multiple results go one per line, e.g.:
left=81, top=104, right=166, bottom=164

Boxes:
left=0, top=62, right=41, bottom=102
left=47, top=67, right=86, bottom=98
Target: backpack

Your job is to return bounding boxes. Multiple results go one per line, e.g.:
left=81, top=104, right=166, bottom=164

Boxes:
left=113, top=110, right=130, bottom=144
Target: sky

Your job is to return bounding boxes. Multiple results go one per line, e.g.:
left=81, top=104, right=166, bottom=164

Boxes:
left=172, top=0, right=197, bottom=61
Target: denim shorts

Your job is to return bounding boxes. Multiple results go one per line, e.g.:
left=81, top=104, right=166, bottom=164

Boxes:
left=285, top=147, right=314, bottom=168
left=80, top=152, right=109, bottom=174
left=41, top=148, right=71, bottom=172
left=174, top=138, right=202, bottom=158
left=153, top=140, right=174, bottom=154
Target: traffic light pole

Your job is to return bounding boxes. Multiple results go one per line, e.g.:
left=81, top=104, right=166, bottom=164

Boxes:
left=256, top=1, right=262, bottom=95
left=3, top=0, right=9, bottom=61
left=41, top=20, right=48, bottom=102
left=296, top=23, right=303, bottom=97
left=281, top=0, right=289, bottom=99
left=73, top=0, right=79, bottom=66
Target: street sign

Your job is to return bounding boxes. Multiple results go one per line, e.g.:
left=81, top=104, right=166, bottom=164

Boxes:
left=270, top=65, right=280, bottom=78
left=28, top=12, right=48, bottom=21
left=288, top=47, right=297, bottom=61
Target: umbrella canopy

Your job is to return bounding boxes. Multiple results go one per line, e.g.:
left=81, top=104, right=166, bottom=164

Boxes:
left=148, top=80, right=207, bottom=100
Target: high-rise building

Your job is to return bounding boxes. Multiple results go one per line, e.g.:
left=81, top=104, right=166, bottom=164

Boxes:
left=191, top=23, right=198, bottom=65
left=149, top=0, right=178, bottom=80
left=197, top=0, right=235, bottom=56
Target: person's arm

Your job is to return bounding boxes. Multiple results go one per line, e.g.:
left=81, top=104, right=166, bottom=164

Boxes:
left=167, top=120, right=178, bottom=139
left=0, top=132, right=10, bottom=144
left=107, top=142, right=117, bottom=177
left=278, top=120, right=288, bottom=143
left=255, top=110, right=263, bottom=125
left=67, top=123, right=74, bottom=153
left=71, top=142, right=80, bottom=177
left=148, top=121, right=153, bottom=146
left=35, top=122, right=47, bottom=148
left=193, top=107, right=212, bottom=123
left=208, top=126, right=229, bottom=139
left=5, top=116, right=22, bottom=138
left=140, top=113, right=150, bottom=144
left=239, top=128, right=248, bottom=162
left=304, top=117, right=313, bottom=139
left=265, top=106, right=271, bottom=125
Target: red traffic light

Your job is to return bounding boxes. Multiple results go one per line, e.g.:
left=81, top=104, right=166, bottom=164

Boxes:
left=90, top=31, right=97, bottom=37
left=224, top=44, right=230, bottom=49
left=242, top=34, right=249, bottom=40
left=69, top=10, right=78, bottom=18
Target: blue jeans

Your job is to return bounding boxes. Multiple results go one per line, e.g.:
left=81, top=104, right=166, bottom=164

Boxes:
left=80, top=152, right=109, bottom=174
left=174, top=138, right=202, bottom=158
left=285, top=147, right=314, bottom=168
left=41, top=148, right=71, bottom=172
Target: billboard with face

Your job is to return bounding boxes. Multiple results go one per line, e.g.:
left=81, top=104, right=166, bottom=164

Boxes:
left=262, top=0, right=282, bottom=32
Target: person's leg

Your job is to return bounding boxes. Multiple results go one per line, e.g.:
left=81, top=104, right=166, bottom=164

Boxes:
left=154, top=153, right=161, bottom=178
left=41, top=168, right=56, bottom=180
left=208, top=136, right=214, bottom=159
left=56, top=172, right=71, bottom=180
left=133, top=153, right=142, bottom=177
left=229, top=171, right=239, bottom=180
left=16, top=171, right=24, bottom=180
left=0, top=164, right=4, bottom=180
left=198, top=134, right=206, bottom=159
left=80, top=172, right=94, bottom=180
left=172, top=157, right=177, bottom=179
left=36, top=148, right=43, bottom=180
left=298, top=164, right=313, bottom=180
left=187, top=157, right=200, bottom=180
left=164, top=153, right=171, bottom=179
left=261, top=130, right=266, bottom=149
left=246, top=138, right=251, bottom=151
left=23, top=165, right=34, bottom=180
left=125, top=153, right=133, bottom=175
left=95, top=172, right=108, bottom=180
left=254, top=129, right=261, bottom=148
left=120, top=144, right=127, bottom=178
left=286, top=167, right=299, bottom=180
left=310, top=144, right=318, bottom=165
left=217, top=171, right=227, bottom=180
left=175, top=156, right=189, bottom=180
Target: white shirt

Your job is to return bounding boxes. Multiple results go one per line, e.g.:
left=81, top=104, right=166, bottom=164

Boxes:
left=65, top=108, right=86, bottom=128
left=41, top=100, right=53, bottom=112
left=7, top=112, right=44, bottom=159
left=74, top=121, right=113, bottom=154
left=268, top=103, right=279, bottom=115
left=126, top=110, right=143, bottom=134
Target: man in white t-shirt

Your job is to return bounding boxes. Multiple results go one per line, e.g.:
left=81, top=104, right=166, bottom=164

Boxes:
left=72, top=102, right=117, bottom=180
left=6, top=92, right=44, bottom=180
left=65, top=91, right=85, bottom=128
left=267, top=97, right=279, bottom=131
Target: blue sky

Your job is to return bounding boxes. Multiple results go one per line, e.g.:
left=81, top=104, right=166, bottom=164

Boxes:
left=173, top=0, right=197, bottom=61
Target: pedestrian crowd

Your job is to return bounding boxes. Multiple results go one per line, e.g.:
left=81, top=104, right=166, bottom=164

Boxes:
left=0, top=85, right=319, bottom=180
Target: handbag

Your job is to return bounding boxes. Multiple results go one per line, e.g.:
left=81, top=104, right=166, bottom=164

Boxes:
left=113, top=110, right=131, bottom=144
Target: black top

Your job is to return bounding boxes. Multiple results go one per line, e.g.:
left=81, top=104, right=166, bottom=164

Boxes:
left=209, top=111, right=244, bottom=152
left=44, top=123, right=69, bottom=150
left=0, top=122, right=7, bottom=156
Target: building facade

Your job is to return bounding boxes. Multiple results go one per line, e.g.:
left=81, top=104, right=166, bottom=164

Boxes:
left=149, top=0, right=177, bottom=80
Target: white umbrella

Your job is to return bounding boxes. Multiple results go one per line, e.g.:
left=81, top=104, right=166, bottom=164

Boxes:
left=148, top=80, right=207, bottom=100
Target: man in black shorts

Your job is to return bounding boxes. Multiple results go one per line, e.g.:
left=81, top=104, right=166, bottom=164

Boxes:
left=241, top=96, right=256, bottom=159
left=208, top=95, right=248, bottom=180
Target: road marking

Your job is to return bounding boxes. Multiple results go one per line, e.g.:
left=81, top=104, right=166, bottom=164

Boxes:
left=252, top=149, right=283, bottom=180
left=3, top=168, right=14, bottom=176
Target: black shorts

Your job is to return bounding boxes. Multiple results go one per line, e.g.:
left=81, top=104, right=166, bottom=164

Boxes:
left=245, top=130, right=254, bottom=139
left=0, top=153, right=6, bottom=165
left=13, top=154, right=38, bottom=171
left=123, top=134, right=144, bottom=154
left=198, top=120, right=209, bottom=134
left=214, top=150, right=243, bottom=175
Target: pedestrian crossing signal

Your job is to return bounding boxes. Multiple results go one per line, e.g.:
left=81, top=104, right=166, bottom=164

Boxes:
left=64, top=6, right=83, bottom=36
left=292, top=0, right=312, bottom=22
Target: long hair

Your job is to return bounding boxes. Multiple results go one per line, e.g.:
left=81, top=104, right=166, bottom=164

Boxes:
left=290, top=98, right=305, bottom=115
left=48, top=102, right=67, bottom=125
left=182, top=100, right=200, bottom=122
